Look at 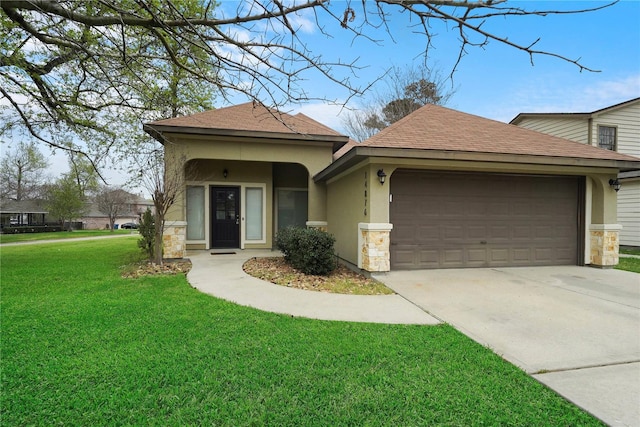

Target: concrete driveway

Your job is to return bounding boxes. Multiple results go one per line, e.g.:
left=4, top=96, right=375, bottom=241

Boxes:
left=374, top=266, right=640, bottom=427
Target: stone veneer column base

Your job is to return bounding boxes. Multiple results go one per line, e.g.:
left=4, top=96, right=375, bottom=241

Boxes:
left=358, top=223, right=393, bottom=272
left=306, top=221, right=328, bottom=232
left=163, top=221, right=187, bottom=259
left=589, top=224, right=621, bottom=268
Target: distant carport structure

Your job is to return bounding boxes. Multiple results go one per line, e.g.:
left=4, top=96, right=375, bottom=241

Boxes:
left=0, top=199, right=48, bottom=227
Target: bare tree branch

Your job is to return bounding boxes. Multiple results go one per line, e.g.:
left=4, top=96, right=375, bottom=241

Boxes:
left=1, top=0, right=616, bottom=171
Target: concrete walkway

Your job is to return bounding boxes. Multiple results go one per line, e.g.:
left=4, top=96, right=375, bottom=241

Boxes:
left=186, top=249, right=439, bottom=325
left=0, top=233, right=136, bottom=246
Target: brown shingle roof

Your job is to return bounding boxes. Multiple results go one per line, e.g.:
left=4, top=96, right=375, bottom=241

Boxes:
left=361, top=103, right=638, bottom=162
left=147, top=102, right=344, bottom=137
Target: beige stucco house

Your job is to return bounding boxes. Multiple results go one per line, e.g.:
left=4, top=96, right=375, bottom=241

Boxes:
left=144, top=102, right=640, bottom=271
left=511, top=98, right=640, bottom=247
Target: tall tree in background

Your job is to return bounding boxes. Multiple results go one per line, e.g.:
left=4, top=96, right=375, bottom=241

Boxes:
left=95, top=186, right=131, bottom=232
left=1, top=1, right=614, bottom=171
left=45, top=175, right=86, bottom=231
left=0, top=141, right=49, bottom=201
left=342, top=65, right=455, bottom=141
left=67, top=153, right=100, bottom=199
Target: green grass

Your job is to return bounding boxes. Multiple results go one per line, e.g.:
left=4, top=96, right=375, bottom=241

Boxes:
left=616, top=256, right=640, bottom=273
left=1, top=239, right=603, bottom=426
left=621, top=247, right=640, bottom=256
left=0, top=229, right=136, bottom=244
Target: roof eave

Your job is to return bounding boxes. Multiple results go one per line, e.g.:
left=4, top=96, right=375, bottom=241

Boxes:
left=314, top=147, right=640, bottom=182
left=510, top=112, right=591, bottom=125
left=143, top=123, right=349, bottom=151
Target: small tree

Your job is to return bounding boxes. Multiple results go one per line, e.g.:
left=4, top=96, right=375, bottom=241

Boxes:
left=45, top=175, right=86, bottom=231
left=138, top=208, right=155, bottom=261
left=136, top=145, right=187, bottom=265
left=95, top=186, right=131, bottom=231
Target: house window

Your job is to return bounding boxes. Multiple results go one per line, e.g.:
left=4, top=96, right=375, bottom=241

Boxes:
left=245, top=187, right=263, bottom=240
left=186, top=186, right=205, bottom=240
left=277, top=189, right=308, bottom=231
left=598, top=126, right=617, bottom=151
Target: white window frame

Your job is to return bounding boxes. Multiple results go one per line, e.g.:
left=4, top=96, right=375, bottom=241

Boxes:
left=185, top=181, right=266, bottom=248
left=597, top=125, right=617, bottom=151
left=244, top=185, right=266, bottom=243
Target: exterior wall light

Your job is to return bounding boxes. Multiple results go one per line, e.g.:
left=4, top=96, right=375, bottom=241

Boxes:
left=377, top=169, right=387, bottom=185
left=223, top=169, right=228, bottom=179
left=609, top=178, right=621, bottom=192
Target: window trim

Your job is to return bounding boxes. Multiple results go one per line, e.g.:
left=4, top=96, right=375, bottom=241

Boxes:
left=244, top=186, right=266, bottom=243
left=597, top=124, right=617, bottom=151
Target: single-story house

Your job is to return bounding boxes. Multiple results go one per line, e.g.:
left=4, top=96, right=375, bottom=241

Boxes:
left=144, top=102, right=640, bottom=271
left=0, top=199, right=49, bottom=227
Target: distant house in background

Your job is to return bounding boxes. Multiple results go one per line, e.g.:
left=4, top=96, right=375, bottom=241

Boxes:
left=0, top=199, right=49, bottom=227
left=81, top=193, right=154, bottom=230
left=511, top=98, right=640, bottom=248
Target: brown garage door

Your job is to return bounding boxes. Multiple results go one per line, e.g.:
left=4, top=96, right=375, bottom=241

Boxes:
left=390, top=171, right=582, bottom=269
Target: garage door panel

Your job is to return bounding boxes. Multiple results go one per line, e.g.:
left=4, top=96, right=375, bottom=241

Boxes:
left=419, top=249, right=440, bottom=266
left=390, top=171, right=580, bottom=269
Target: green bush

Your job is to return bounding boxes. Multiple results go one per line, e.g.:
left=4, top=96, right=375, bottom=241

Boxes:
left=276, top=226, right=336, bottom=276
left=137, top=208, right=155, bottom=261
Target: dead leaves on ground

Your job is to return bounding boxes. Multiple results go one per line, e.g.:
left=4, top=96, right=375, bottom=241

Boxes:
left=243, top=257, right=393, bottom=295
left=122, top=260, right=192, bottom=278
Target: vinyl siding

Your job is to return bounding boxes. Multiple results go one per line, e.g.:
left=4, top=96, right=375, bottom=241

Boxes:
left=515, top=117, right=588, bottom=143
left=618, top=179, right=640, bottom=247
left=591, top=103, right=640, bottom=158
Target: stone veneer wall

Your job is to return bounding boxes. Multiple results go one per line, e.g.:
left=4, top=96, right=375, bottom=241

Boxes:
left=306, top=221, right=328, bottom=232
left=163, top=221, right=187, bottom=259
left=589, top=224, right=621, bottom=267
left=358, top=223, right=393, bottom=272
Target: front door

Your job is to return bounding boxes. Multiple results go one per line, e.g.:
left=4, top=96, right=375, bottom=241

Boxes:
left=211, top=186, right=240, bottom=248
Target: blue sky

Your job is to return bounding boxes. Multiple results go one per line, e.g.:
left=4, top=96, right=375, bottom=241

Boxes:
left=272, top=0, right=640, bottom=131
left=38, top=1, right=640, bottom=187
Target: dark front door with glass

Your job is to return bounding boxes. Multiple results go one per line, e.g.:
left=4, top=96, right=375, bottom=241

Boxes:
left=211, top=186, right=240, bottom=248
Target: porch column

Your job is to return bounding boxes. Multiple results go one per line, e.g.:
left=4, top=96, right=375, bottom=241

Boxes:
left=589, top=175, right=620, bottom=268
left=358, top=223, right=393, bottom=272
left=162, top=144, right=187, bottom=259
left=307, top=178, right=327, bottom=225
left=163, top=220, right=187, bottom=259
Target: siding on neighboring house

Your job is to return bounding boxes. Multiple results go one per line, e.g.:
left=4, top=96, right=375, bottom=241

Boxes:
left=512, top=98, right=640, bottom=248
left=516, top=117, right=589, bottom=143
left=590, top=102, right=640, bottom=157
left=618, top=179, right=640, bottom=247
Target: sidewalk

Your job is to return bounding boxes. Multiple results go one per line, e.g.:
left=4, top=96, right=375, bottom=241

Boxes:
left=0, top=233, right=136, bottom=247
left=186, top=249, right=439, bottom=325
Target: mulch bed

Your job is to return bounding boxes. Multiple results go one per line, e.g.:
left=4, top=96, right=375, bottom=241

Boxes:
left=242, top=257, right=392, bottom=295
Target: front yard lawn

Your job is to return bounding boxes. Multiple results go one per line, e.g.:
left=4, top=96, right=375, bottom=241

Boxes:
left=1, top=239, right=602, bottom=426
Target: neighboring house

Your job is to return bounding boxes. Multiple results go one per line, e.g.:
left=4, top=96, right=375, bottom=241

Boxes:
left=0, top=199, right=49, bottom=227
left=511, top=98, right=640, bottom=248
left=145, top=102, right=640, bottom=271
left=81, top=193, right=154, bottom=229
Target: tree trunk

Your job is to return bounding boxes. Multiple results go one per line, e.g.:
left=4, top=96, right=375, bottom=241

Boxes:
left=153, top=214, right=163, bottom=265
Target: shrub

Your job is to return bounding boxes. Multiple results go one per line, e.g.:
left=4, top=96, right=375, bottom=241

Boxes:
left=137, top=208, right=155, bottom=261
left=276, top=226, right=336, bottom=276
